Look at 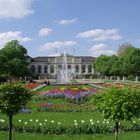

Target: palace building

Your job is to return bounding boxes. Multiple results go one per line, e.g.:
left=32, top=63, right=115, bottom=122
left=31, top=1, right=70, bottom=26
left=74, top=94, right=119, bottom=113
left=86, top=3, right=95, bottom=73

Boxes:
left=28, top=54, right=95, bottom=79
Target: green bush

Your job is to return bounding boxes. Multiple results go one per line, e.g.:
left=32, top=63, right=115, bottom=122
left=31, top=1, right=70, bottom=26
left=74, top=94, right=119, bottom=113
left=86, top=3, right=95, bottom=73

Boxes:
left=127, top=75, right=135, bottom=81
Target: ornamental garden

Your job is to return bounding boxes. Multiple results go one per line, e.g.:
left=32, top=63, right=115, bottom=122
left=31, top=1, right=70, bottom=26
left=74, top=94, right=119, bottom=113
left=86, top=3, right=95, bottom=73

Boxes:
left=0, top=40, right=140, bottom=140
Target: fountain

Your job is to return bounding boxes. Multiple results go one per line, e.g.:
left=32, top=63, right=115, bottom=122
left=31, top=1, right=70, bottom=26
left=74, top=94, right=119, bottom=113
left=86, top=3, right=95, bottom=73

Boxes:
left=57, top=49, right=74, bottom=83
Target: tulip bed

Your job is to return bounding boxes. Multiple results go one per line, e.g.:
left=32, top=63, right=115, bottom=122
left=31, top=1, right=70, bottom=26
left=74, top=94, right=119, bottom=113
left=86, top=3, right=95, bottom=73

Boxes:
left=34, top=85, right=97, bottom=112
left=26, top=83, right=39, bottom=89
left=38, top=102, right=95, bottom=112
left=38, top=87, right=96, bottom=102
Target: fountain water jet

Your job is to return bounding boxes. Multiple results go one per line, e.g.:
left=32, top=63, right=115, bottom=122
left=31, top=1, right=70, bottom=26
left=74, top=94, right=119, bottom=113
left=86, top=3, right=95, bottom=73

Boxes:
left=57, top=49, right=73, bottom=83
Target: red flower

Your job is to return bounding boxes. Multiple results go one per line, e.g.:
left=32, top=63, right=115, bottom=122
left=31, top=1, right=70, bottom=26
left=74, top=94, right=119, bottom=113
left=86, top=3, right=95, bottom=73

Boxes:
left=26, top=83, right=38, bottom=89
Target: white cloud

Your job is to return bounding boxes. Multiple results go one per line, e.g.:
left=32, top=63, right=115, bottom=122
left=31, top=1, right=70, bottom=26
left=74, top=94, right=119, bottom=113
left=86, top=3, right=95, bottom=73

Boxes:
left=58, top=18, right=77, bottom=25
left=38, top=28, right=53, bottom=37
left=76, top=28, right=122, bottom=41
left=40, top=41, right=77, bottom=51
left=0, top=31, right=32, bottom=48
left=0, top=0, right=34, bottom=19
left=90, top=43, right=116, bottom=57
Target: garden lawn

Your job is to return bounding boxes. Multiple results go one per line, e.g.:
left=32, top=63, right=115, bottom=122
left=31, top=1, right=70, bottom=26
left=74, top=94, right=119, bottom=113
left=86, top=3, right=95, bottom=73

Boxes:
left=0, top=111, right=103, bottom=126
left=0, top=131, right=140, bottom=140
left=1, top=83, right=140, bottom=136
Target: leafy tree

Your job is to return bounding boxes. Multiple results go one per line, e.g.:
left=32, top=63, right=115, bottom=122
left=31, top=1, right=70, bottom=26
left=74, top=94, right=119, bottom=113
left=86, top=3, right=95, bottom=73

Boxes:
left=107, top=55, right=118, bottom=76
left=92, top=87, right=140, bottom=140
left=117, top=43, right=133, bottom=56
left=122, top=47, right=140, bottom=77
left=0, top=40, right=28, bottom=78
left=94, top=55, right=110, bottom=77
left=0, top=81, right=32, bottom=140
left=110, top=58, right=124, bottom=77
left=94, top=43, right=140, bottom=80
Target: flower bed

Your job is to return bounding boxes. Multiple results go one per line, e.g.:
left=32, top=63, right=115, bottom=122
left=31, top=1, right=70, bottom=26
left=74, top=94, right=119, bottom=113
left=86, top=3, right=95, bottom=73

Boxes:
left=38, top=87, right=96, bottom=100
left=38, top=102, right=95, bottom=112
left=26, top=83, right=39, bottom=89
left=96, top=83, right=140, bottom=88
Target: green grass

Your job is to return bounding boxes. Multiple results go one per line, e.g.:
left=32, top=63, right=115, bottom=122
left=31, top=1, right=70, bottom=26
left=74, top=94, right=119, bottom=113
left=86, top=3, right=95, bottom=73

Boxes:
left=0, top=131, right=140, bottom=140
left=0, top=111, right=103, bottom=126
left=29, top=98, right=67, bottom=111
left=1, top=111, right=138, bottom=129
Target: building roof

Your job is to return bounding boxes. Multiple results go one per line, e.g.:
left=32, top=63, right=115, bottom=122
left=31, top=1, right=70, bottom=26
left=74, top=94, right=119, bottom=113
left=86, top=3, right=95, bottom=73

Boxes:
left=31, top=56, right=54, bottom=62
left=76, top=56, right=96, bottom=62
left=31, top=56, right=96, bottom=62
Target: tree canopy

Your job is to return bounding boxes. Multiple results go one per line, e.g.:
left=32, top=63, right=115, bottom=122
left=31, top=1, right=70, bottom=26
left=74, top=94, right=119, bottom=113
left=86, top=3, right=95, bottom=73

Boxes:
left=94, top=43, right=140, bottom=79
left=0, top=40, right=28, bottom=77
left=0, top=81, right=32, bottom=140
left=94, top=55, right=110, bottom=76
left=92, top=87, right=140, bottom=140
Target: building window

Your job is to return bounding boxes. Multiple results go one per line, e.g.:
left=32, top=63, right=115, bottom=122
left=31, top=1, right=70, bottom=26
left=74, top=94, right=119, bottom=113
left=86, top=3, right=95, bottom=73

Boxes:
left=75, top=65, right=79, bottom=73
left=75, top=58, right=81, bottom=63
left=68, top=65, right=71, bottom=70
left=30, top=65, right=36, bottom=73
left=50, top=65, right=54, bottom=73
left=50, top=58, right=55, bottom=63
left=82, top=65, right=86, bottom=73
left=88, top=65, right=92, bottom=73
left=44, top=65, right=48, bottom=73
left=37, top=65, right=42, bottom=73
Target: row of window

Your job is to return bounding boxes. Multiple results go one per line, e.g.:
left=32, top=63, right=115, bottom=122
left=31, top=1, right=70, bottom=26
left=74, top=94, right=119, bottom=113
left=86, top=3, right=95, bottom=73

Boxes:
left=30, top=65, right=92, bottom=74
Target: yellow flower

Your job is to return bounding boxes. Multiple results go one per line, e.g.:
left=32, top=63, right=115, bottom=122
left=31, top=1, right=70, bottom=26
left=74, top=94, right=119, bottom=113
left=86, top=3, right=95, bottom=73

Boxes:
left=60, top=88, right=65, bottom=91
left=71, top=88, right=78, bottom=91
left=83, top=87, right=88, bottom=90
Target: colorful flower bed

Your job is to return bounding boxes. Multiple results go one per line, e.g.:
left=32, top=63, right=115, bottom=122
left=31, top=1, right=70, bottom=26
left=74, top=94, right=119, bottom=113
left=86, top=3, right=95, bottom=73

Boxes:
left=38, top=87, right=96, bottom=101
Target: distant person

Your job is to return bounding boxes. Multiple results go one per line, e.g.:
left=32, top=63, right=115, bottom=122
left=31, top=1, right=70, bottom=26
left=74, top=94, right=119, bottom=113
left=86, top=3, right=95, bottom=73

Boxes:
left=44, top=80, right=48, bottom=85
left=47, top=80, right=50, bottom=85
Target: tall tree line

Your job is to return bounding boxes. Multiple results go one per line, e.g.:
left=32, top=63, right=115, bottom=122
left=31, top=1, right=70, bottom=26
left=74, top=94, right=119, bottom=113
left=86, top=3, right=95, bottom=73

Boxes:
left=94, top=43, right=140, bottom=80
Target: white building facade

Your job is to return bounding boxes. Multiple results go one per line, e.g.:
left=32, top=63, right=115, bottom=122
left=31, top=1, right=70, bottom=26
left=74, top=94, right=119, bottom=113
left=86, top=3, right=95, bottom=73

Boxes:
left=28, top=55, right=95, bottom=79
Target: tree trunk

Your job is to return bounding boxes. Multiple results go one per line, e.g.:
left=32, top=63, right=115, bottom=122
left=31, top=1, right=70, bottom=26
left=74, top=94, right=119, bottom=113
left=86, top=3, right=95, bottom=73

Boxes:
left=9, top=115, right=13, bottom=140
left=115, top=121, right=119, bottom=140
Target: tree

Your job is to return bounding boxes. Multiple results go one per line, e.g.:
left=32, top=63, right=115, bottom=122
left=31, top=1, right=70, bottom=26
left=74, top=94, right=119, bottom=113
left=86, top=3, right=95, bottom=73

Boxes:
left=92, top=87, right=140, bottom=140
left=94, top=55, right=119, bottom=78
left=94, top=55, right=110, bottom=77
left=117, top=43, right=133, bottom=56
left=122, top=47, right=140, bottom=77
left=0, top=81, right=32, bottom=140
left=0, top=40, right=29, bottom=78
left=110, top=58, right=124, bottom=78
left=107, top=55, right=118, bottom=76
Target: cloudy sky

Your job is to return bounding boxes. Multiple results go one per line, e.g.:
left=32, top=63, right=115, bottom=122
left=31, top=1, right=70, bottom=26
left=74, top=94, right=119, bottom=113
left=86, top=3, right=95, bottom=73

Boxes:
left=0, top=0, right=140, bottom=57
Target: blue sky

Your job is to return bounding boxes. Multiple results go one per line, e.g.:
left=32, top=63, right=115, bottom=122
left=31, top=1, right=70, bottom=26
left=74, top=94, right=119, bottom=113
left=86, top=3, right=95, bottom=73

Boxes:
left=0, top=0, right=140, bottom=57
